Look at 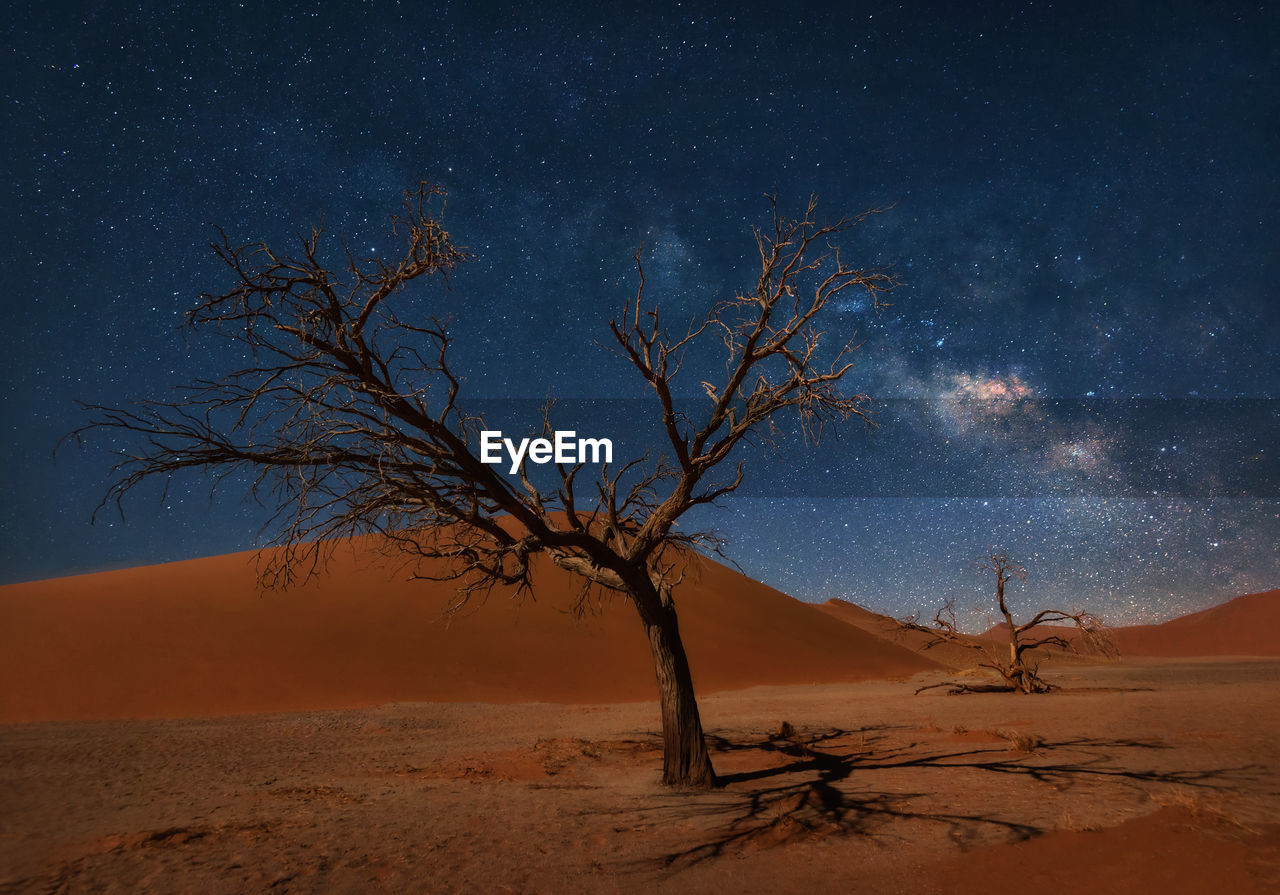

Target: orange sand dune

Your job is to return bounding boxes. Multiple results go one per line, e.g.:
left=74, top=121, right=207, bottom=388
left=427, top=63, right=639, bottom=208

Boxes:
left=0, top=544, right=939, bottom=723
left=818, top=598, right=987, bottom=669
left=1108, top=589, right=1280, bottom=657
left=821, top=589, right=1280, bottom=663
left=972, top=589, right=1280, bottom=658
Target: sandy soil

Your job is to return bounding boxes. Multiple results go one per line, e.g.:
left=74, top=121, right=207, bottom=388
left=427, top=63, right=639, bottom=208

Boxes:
left=3, top=659, right=1277, bottom=894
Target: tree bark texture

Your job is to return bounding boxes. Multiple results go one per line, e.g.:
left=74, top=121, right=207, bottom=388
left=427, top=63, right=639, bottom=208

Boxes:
left=643, top=602, right=717, bottom=788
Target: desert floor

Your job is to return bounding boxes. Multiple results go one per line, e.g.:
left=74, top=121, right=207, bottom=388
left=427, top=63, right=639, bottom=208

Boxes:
left=2, top=659, right=1278, bottom=894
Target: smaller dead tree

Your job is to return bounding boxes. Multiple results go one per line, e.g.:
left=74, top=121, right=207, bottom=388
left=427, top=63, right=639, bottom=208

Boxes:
left=903, top=550, right=1117, bottom=694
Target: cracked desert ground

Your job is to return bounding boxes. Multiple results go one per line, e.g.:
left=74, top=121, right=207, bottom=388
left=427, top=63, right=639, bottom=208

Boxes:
left=3, top=661, right=1279, bottom=893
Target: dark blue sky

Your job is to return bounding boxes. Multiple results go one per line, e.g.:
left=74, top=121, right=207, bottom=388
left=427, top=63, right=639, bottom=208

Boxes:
left=3, top=1, right=1277, bottom=624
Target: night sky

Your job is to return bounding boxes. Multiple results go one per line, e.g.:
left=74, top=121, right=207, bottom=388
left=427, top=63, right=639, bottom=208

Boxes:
left=3, top=2, right=1277, bottom=626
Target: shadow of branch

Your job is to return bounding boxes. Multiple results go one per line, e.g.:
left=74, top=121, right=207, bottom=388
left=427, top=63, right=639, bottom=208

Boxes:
left=619, top=725, right=1262, bottom=872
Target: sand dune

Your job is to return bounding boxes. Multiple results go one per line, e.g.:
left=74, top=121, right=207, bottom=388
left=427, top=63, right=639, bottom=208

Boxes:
left=821, top=590, right=1280, bottom=664
left=817, top=598, right=987, bottom=670
left=0, top=543, right=938, bottom=723
left=973, top=590, right=1280, bottom=658
left=1107, top=589, right=1280, bottom=657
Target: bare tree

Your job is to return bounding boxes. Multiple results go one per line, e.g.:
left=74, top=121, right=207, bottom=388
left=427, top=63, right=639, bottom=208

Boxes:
left=74, top=181, right=896, bottom=787
left=904, top=549, right=1117, bottom=694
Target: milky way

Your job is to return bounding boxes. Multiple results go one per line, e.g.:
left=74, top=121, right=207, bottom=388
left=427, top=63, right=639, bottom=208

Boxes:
left=3, top=3, right=1276, bottom=623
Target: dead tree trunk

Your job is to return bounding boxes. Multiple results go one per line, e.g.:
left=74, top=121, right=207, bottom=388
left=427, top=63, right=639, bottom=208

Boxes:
left=646, top=608, right=716, bottom=787
left=995, top=572, right=1034, bottom=693
left=629, top=574, right=716, bottom=788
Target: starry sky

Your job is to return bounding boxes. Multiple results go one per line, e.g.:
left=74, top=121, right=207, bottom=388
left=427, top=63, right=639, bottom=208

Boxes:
left=3, top=1, right=1277, bottom=625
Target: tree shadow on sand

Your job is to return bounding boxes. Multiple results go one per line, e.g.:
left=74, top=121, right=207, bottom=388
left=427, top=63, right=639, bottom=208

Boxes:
left=609, top=725, right=1263, bottom=871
